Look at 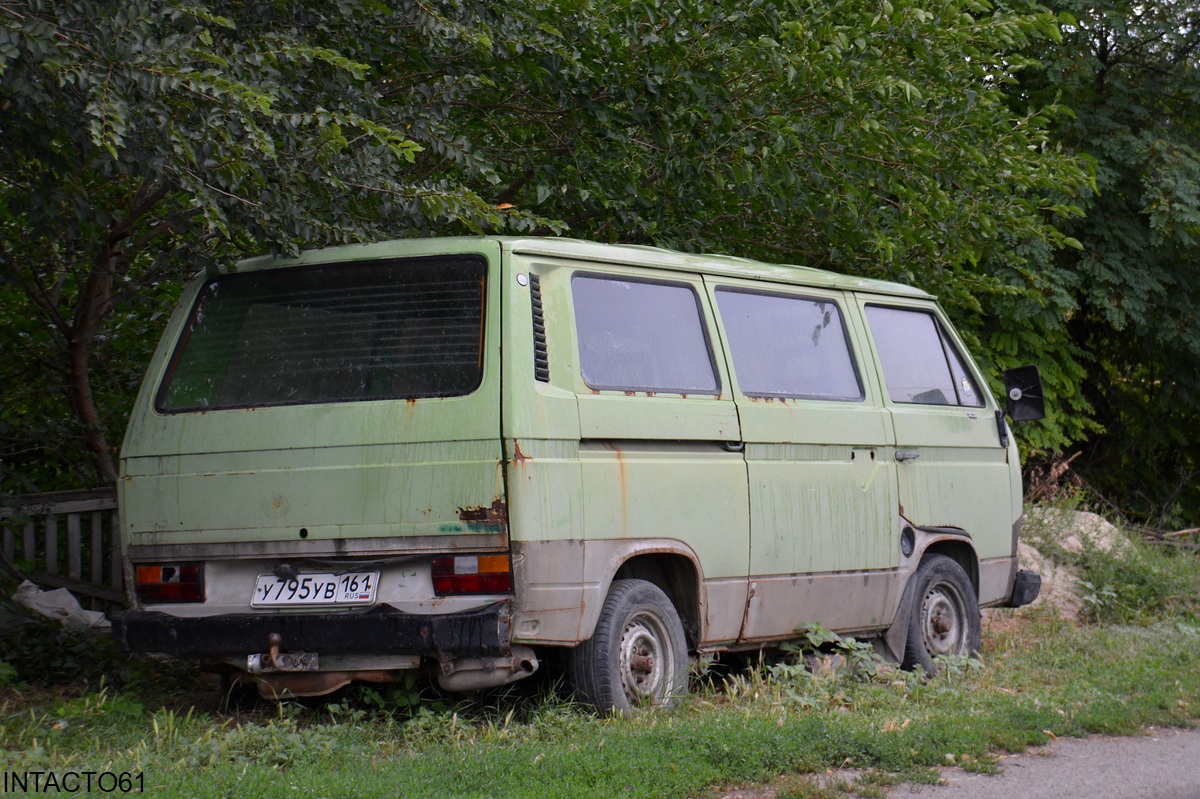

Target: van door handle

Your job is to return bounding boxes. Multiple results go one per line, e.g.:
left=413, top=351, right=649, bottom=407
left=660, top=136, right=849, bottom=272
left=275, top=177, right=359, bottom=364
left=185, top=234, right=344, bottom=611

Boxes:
left=896, top=451, right=920, bottom=462
left=721, top=441, right=745, bottom=453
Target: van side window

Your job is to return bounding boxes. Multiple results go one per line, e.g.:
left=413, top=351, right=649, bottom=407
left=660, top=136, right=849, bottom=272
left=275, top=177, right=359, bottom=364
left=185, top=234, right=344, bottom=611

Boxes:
left=157, top=256, right=487, bottom=411
left=715, top=288, right=863, bottom=401
left=572, top=274, right=719, bottom=394
left=865, top=305, right=985, bottom=407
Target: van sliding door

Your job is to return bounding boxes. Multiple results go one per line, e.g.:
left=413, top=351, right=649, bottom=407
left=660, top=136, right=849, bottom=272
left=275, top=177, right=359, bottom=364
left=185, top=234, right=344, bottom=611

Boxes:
left=706, top=278, right=898, bottom=641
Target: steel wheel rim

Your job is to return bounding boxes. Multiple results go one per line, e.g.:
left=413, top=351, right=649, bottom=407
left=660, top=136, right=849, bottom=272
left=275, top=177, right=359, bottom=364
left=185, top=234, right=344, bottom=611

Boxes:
left=619, top=612, right=669, bottom=703
left=920, top=582, right=966, bottom=658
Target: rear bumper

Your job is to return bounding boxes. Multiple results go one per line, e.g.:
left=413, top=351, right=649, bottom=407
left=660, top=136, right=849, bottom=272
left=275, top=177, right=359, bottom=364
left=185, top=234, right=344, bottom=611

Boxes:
left=111, top=601, right=512, bottom=658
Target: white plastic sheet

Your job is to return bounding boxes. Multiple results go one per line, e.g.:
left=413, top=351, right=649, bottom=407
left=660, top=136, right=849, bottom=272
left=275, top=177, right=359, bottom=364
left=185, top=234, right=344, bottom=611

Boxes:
left=12, top=580, right=110, bottom=631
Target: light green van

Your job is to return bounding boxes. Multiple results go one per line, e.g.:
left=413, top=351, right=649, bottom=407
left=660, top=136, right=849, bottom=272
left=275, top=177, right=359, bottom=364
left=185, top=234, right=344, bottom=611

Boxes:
left=113, top=237, right=1043, bottom=712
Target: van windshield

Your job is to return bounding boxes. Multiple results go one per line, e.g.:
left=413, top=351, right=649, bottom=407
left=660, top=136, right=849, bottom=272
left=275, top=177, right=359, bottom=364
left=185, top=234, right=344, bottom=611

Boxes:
left=156, top=256, right=487, bottom=411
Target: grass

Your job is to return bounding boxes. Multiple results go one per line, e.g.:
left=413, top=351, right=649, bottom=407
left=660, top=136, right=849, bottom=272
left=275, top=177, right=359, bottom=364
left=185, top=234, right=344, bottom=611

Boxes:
left=4, top=505, right=1200, bottom=798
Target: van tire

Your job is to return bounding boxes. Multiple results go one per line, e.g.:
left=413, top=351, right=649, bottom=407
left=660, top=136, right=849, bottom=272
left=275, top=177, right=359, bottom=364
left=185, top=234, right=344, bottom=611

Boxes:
left=902, top=555, right=981, bottom=674
left=568, top=578, right=689, bottom=714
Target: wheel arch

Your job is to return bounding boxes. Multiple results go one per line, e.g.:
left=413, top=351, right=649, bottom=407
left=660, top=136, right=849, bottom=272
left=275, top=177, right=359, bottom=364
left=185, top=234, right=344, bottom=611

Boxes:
left=612, top=552, right=702, bottom=649
left=920, top=537, right=980, bottom=596
left=879, top=527, right=982, bottom=663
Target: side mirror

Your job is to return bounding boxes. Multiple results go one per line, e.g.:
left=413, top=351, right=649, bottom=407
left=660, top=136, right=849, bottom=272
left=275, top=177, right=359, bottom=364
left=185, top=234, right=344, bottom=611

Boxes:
left=1004, top=365, right=1045, bottom=422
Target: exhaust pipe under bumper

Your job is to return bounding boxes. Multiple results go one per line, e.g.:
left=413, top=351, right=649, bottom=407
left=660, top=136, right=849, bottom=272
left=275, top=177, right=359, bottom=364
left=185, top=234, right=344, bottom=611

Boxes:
left=436, top=646, right=540, bottom=693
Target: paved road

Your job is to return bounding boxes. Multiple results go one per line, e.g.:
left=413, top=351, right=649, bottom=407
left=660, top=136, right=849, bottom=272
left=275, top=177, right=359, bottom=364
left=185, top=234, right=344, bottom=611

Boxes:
left=887, top=726, right=1200, bottom=799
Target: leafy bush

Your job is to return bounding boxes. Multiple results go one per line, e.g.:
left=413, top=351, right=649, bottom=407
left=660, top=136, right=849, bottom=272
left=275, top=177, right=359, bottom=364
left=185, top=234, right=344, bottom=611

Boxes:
left=1074, top=544, right=1200, bottom=624
left=1024, top=500, right=1200, bottom=625
left=0, top=598, right=134, bottom=686
left=0, top=658, right=17, bottom=688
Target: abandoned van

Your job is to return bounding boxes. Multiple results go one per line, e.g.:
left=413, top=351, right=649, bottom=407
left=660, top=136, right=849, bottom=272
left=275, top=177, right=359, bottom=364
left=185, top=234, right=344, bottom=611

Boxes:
left=112, top=236, right=1043, bottom=712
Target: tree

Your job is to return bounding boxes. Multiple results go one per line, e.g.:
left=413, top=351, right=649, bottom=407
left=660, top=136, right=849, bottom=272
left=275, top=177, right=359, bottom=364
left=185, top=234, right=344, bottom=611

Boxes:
left=1, top=0, right=1094, bottom=494
left=0, top=0, right=558, bottom=487
left=467, top=0, right=1093, bottom=446
left=1014, top=0, right=1200, bottom=524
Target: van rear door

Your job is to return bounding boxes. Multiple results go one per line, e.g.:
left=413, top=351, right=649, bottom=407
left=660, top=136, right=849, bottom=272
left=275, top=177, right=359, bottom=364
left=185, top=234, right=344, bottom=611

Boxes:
left=120, top=240, right=505, bottom=562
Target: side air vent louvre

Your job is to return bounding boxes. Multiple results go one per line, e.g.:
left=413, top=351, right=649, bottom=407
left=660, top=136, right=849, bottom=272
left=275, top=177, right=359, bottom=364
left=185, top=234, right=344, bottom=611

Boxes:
left=530, top=274, right=550, bottom=382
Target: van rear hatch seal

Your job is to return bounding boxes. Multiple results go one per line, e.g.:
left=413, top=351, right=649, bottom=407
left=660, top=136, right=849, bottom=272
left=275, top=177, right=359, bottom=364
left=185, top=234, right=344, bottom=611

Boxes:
left=111, top=601, right=512, bottom=657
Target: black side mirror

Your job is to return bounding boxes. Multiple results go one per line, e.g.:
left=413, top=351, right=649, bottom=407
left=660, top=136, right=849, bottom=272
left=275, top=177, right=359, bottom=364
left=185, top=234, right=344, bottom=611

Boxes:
left=1004, top=365, right=1046, bottom=422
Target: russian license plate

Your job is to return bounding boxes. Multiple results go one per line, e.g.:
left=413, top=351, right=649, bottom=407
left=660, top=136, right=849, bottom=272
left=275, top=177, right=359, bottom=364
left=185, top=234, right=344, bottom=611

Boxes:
left=251, top=572, right=379, bottom=607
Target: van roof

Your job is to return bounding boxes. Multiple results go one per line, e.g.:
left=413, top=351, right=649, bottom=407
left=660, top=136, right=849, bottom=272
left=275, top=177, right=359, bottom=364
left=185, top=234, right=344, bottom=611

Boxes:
left=234, top=236, right=932, bottom=299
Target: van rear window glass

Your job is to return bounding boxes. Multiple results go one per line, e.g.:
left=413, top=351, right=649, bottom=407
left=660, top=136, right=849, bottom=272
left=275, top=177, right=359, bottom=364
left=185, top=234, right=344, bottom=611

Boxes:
left=572, top=275, right=718, bottom=394
left=865, top=305, right=984, bottom=407
left=715, top=289, right=863, bottom=401
left=157, top=256, right=487, bottom=411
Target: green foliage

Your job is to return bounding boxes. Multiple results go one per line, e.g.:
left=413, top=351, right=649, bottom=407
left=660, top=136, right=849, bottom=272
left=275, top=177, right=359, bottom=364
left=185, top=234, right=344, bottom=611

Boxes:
left=490, top=0, right=1092, bottom=352
left=0, top=598, right=134, bottom=685
left=1011, top=0, right=1200, bottom=524
left=341, top=671, right=430, bottom=715
left=0, top=0, right=1095, bottom=491
left=0, top=0, right=560, bottom=487
left=0, top=658, right=17, bottom=688
left=1078, top=545, right=1200, bottom=624
left=779, top=623, right=891, bottom=681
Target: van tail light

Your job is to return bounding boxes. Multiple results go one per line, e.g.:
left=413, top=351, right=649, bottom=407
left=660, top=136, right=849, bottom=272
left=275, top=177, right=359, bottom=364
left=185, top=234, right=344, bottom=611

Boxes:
left=432, top=554, right=513, bottom=596
left=134, top=563, right=205, bottom=604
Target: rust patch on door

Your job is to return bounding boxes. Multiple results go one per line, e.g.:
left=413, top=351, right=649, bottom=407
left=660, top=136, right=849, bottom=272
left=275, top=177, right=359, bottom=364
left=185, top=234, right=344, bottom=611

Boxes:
left=458, top=499, right=509, bottom=531
left=737, top=581, right=757, bottom=642
left=510, top=440, right=533, bottom=481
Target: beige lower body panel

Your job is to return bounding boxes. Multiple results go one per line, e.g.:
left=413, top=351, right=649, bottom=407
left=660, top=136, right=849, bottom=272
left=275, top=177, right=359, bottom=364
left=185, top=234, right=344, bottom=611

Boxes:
left=510, top=537, right=737, bottom=646
left=509, top=539, right=590, bottom=644
left=738, top=570, right=902, bottom=643
left=511, top=538, right=905, bottom=648
left=511, top=536, right=1017, bottom=650
left=978, top=555, right=1017, bottom=608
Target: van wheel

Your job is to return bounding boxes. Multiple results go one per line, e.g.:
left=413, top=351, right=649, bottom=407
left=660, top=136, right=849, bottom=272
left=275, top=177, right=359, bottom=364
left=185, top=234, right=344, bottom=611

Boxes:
left=568, top=579, right=689, bottom=715
left=902, top=555, right=980, bottom=675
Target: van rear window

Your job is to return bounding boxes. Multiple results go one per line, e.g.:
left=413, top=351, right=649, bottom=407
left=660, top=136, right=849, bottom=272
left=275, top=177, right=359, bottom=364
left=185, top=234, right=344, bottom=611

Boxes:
left=156, top=256, right=487, bottom=411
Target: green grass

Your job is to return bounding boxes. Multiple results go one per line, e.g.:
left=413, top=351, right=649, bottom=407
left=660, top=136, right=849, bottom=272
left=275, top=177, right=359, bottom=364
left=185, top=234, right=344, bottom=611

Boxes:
left=4, top=509, right=1200, bottom=798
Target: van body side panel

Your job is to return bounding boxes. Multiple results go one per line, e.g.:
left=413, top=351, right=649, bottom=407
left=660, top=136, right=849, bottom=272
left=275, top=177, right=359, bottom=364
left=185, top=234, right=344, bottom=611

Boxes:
left=978, top=556, right=1017, bottom=608
left=503, top=259, right=749, bottom=647
left=510, top=539, right=587, bottom=644
left=499, top=251, right=589, bottom=644
left=567, top=267, right=747, bottom=559
left=891, top=437, right=1011, bottom=545
left=510, top=537, right=720, bottom=646
left=741, top=572, right=904, bottom=640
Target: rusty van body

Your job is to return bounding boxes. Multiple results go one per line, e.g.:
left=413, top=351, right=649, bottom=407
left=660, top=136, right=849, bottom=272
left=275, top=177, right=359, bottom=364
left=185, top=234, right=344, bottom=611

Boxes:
left=112, top=237, right=1042, bottom=712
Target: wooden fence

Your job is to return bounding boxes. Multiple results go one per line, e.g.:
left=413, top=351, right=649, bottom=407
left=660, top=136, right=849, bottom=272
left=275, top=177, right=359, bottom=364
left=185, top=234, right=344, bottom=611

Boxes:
left=0, top=488, right=125, bottom=606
